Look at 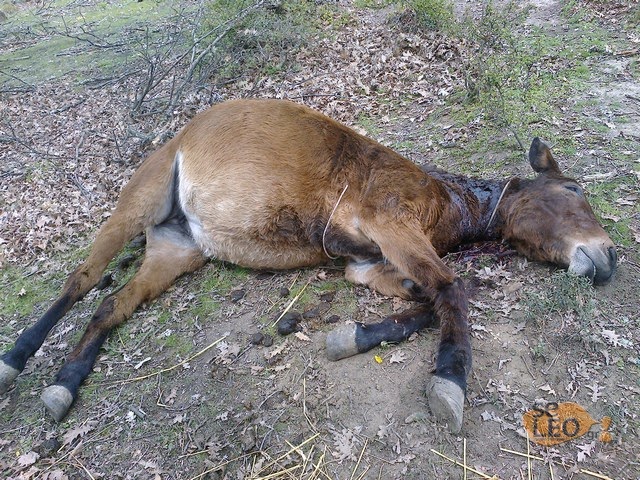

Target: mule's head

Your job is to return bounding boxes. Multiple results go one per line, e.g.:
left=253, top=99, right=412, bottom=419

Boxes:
left=501, top=138, right=617, bottom=285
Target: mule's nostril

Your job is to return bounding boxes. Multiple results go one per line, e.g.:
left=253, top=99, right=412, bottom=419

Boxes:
left=608, top=246, right=617, bottom=265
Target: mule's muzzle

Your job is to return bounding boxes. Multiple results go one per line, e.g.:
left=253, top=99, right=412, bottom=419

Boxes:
left=569, top=244, right=617, bottom=285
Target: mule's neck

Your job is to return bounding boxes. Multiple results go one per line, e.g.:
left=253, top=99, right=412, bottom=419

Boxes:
left=427, top=169, right=511, bottom=254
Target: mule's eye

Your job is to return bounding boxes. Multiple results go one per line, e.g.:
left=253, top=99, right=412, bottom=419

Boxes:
left=564, top=184, right=583, bottom=196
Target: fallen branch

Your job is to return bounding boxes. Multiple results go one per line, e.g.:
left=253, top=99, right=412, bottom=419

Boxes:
left=109, top=332, right=230, bottom=385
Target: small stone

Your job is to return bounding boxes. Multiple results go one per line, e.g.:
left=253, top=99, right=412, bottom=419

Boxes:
left=277, top=311, right=302, bottom=335
left=261, top=334, right=273, bottom=347
left=33, top=438, right=61, bottom=458
left=302, top=302, right=331, bottom=319
left=319, top=291, right=335, bottom=303
left=230, top=289, right=246, bottom=303
left=279, top=287, right=290, bottom=297
left=325, top=314, right=340, bottom=324
left=249, top=333, right=264, bottom=345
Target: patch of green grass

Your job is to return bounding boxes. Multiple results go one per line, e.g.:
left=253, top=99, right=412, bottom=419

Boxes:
left=521, top=270, right=596, bottom=327
left=356, top=113, right=384, bottom=137
left=189, top=295, right=222, bottom=319
left=0, top=1, right=184, bottom=88
left=204, top=0, right=323, bottom=81
left=160, top=332, right=193, bottom=358
left=0, top=265, right=60, bottom=322
left=584, top=176, right=636, bottom=247
left=288, top=283, right=314, bottom=309
left=376, top=0, right=455, bottom=34
left=195, top=263, right=248, bottom=296
left=354, top=0, right=395, bottom=8
left=404, top=0, right=454, bottom=31
left=530, top=339, right=547, bottom=360
left=187, top=263, right=248, bottom=318
left=437, top=0, right=628, bottom=182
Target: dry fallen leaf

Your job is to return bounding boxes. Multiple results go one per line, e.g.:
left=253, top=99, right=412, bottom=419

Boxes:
left=41, top=469, right=69, bottom=480
left=62, top=421, right=96, bottom=446
left=294, top=331, right=311, bottom=342
left=17, top=451, right=39, bottom=467
left=266, top=341, right=288, bottom=359
left=331, top=427, right=361, bottom=462
left=601, top=329, right=621, bottom=347
left=538, top=384, right=557, bottom=395
left=585, top=382, right=603, bottom=402
left=389, top=350, right=407, bottom=364
left=576, top=441, right=596, bottom=462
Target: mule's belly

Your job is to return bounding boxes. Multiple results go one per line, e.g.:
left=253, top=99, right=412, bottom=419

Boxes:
left=196, top=231, right=327, bottom=270
left=187, top=208, right=328, bottom=269
left=179, top=171, right=329, bottom=269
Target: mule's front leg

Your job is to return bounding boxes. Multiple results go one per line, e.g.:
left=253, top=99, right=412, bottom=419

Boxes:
left=359, top=221, right=472, bottom=433
left=426, top=277, right=470, bottom=433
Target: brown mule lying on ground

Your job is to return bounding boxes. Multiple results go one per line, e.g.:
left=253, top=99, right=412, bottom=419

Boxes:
left=0, top=99, right=616, bottom=432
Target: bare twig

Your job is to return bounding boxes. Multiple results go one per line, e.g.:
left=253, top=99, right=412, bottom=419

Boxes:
left=59, top=15, right=125, bottom=49
left=131, top=0, right=266, bottom=115
left=0, top=69, right=35, bottom=91
left=108, top=332, right=230, bottom=385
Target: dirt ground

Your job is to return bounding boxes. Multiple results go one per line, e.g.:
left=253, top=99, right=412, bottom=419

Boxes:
left=1, top=1, right=639, bottom=479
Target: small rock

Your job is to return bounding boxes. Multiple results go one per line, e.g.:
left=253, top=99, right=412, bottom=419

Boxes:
left=277, top=311, right=302, bottom=335
left=249, top=333, right=264, bottom=345
left=325, top=314, right=340, bottom=324
left=33, top=438, right=61, bottom=458
left=302, top=302, right=331, bottom=319
left=279, top=287, right=290, bottom=297
left=319, top=291, right=335, bottom=303
left=230, top=289, right=246, bottom=303
left=261, top=334, right=273, bottom=347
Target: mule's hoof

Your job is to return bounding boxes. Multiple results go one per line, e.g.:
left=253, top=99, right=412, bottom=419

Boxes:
left=41, top=385, right=74, bottom=422
left=0, top=360, right=20, bottom=394
left=326, top=324, right=359, bottom=361
left=427, top=376, right=465, bottom=433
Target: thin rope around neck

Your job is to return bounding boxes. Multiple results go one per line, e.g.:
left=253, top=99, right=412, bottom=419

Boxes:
left=485, top=179, right=512, bottom=233
left=322, top=183, right=349, bottom=260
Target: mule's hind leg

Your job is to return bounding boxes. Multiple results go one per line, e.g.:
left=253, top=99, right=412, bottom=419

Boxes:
left=0, top=216, right=145, bottom=394
left=0, top=144, right=178, bottom=395
left=41, top=226, right=206, bottom=421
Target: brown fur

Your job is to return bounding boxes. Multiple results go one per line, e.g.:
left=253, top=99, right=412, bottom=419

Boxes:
left=0, top=99, right=616, bottom=430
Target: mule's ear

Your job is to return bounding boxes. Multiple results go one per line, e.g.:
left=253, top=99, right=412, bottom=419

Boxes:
left=529, top=137, right=561, bottom=174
